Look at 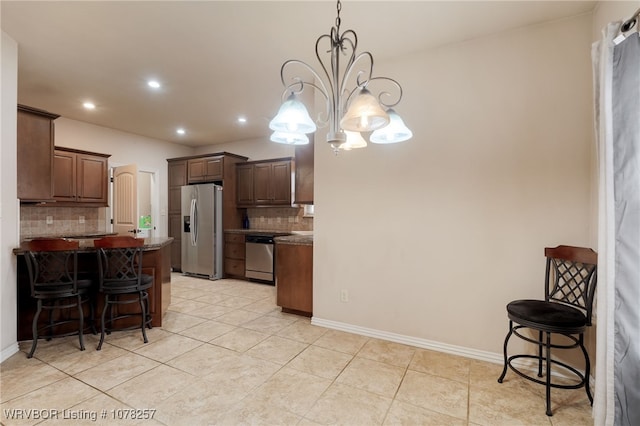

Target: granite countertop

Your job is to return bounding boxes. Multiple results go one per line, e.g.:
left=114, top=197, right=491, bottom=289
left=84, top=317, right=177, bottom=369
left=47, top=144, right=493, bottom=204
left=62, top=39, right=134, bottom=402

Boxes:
left=225, top=229, right=294, bottom=237
left=21, top=232, right=118, bottom=240
left=274, top=234, right=313, bottom=246
left=14, top=237, right=174, bottom=254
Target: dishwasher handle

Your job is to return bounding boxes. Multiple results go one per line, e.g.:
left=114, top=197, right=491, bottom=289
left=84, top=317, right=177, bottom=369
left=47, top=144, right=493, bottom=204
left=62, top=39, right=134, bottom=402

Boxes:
left=246, top=235, right=274, bottom=244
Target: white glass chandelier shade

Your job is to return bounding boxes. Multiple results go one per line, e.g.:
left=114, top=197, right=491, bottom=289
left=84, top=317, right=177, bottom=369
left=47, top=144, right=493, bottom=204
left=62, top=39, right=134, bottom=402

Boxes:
left=370, top=109, right=413, bottom=144
left=270, top=131, right=309, bottom=145
left=340, top=88, right=390, bottom=133
left=269, top=94, right=317, bottom=134
left=341, top=131, right=367, bottom=150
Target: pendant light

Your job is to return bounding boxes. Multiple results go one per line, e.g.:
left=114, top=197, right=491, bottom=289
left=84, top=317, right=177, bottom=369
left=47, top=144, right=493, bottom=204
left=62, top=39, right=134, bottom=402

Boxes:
left=270, top=0, right=411, bottom=154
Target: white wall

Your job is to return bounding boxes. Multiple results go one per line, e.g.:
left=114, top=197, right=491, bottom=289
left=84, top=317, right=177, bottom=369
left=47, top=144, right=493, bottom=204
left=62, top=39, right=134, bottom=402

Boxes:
left=313, top=13, right=595, bottom=357
left=54, top=118, right=193, bottom=237
left=1, top=32, right=19, bottom=361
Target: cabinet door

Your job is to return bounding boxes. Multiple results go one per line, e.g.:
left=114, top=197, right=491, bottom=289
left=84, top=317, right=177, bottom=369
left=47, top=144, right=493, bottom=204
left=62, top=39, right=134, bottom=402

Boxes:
left=187, top=159, right=205, bottom=183
left=271, top=161, right=292, bottom=205
left=253, top=163, right=272, bottom=205
left=236, top=164, right=254, bottom=206
left=168, top=160, right=187, bottom=215
left=52, top=150, right=76, bottom=201
left=169, top=160, right=187, bottom=187
left=169, top=214, right=182, bottom=271
left=17, top=107, right=57, bottom=201
left=204, top=157, right=223, bottom=180
left=276, top=243, right=313, bottom=315
left=77, top=154, right=108, bottom=203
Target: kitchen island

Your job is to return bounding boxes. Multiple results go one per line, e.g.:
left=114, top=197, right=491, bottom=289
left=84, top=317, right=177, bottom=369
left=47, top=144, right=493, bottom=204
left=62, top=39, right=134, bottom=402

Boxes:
left=13, top=237, right=173, bottom=341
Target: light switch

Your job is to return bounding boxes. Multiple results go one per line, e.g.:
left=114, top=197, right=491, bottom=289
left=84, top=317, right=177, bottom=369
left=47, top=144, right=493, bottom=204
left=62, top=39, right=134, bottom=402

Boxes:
left=46, top=216, right=53, bottom=225
left=79, top=216, right=85, bottom=224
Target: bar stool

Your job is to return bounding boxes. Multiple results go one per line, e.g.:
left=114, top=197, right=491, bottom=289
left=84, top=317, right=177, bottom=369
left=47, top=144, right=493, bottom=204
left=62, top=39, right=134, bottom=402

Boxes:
left=24, top=238, right=94, bottom=358
left=93, top=236, right=153, bottom=350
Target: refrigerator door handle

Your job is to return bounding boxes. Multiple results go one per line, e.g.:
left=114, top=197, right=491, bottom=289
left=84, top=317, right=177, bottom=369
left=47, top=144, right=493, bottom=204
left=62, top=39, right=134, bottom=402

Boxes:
left=190, top=198, right=198, bottom=246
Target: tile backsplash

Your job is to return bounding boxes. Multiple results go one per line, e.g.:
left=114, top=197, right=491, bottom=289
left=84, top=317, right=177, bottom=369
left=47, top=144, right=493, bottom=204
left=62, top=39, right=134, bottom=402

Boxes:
left=246, top=207, right=313, bottom=232
left=20, top=206, right=107, bottom=239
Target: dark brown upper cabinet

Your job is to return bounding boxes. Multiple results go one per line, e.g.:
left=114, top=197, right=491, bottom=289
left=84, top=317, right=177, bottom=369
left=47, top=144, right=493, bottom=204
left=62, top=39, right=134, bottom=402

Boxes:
left=236, top=158, right=292, bottom=207
left=17, top=105, right=59, bottom=202
left=52, top=147, right=110, bottom=206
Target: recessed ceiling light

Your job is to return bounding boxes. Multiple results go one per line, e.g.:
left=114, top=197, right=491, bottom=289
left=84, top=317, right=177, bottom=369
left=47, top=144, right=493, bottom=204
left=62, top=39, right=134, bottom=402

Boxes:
left=237, top=117, right=247, bottom=124
left=83, top=102, right=96, bottom=110
left=176, top=128, right=186, bottom=135
left=147, top=80, right=161, bottom=89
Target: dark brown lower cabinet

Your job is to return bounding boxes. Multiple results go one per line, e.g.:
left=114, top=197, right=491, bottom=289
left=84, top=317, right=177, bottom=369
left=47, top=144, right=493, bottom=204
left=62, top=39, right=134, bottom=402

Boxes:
left=275, top=242, right=312, bottom=316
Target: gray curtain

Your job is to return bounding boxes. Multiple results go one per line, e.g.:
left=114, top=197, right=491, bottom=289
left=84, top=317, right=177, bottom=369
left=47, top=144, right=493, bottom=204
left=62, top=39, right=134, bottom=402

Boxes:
left=611, top=32, right=640, bottom=426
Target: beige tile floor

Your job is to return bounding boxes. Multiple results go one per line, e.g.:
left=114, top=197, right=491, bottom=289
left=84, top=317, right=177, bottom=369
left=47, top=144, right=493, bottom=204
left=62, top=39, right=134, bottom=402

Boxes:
left=1, top=273, right=593, bottom=425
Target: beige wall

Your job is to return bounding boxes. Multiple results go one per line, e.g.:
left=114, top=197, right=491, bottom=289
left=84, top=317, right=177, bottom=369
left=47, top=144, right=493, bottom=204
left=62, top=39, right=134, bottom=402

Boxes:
left=313, top=13, right=594, bottom=357
left=54, top=117, right=193, bottom=238
left=1, top=32, right=19, bottom=360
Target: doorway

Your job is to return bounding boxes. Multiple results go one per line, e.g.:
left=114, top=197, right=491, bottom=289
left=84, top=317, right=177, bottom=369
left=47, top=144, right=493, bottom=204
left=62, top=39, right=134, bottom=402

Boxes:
left=108, top=165, right=159, bottom=238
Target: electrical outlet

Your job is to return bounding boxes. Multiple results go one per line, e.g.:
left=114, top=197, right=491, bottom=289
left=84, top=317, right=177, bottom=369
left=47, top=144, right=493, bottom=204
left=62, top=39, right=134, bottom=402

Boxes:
left=78, top=216, right=85, bottom=224
left=340, top=289, right=349, bottom=302
left=46, top=216, right=53, bottom=225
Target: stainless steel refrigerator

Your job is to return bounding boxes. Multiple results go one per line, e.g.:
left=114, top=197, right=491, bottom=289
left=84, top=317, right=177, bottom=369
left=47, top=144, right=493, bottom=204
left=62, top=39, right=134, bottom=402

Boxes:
left=181, top=183, right=223, bottom=280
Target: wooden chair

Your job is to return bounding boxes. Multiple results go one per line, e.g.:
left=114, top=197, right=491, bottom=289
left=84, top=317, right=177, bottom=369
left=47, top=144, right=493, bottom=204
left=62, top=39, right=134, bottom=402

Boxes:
left=498, top=245, right=598, bottom=416
left=24, top=238, right=93, bottom=358
left=93, top=236, right=153, bottom=350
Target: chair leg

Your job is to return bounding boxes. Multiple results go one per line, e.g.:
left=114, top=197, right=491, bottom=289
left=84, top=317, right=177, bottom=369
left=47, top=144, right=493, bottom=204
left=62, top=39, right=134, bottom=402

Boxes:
left=579, top=333, right=594, bottom=405
left=77, top=295, right=85, bottom=352
left=538, top=330, right=544, bottom=378
left=28, top=300, right=43, bottom=359
left=145, top=292, right=152, bottom=330
left=545, top=332, right=553, bottom=417
left=139, top=291, right=149, bottom=344
left=86, top=293, right=97, bottom=335
left=97, top=295, right=110, bottom=351
left=498, top=320, right=513, bottom=383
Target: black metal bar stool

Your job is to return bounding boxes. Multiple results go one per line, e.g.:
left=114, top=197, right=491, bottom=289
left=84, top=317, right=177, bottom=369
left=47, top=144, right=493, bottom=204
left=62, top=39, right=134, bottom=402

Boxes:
left=24, top=238, right=94, bottom=358
left=93, top=236, right=153, bottom=350
left=498, top=245, right=598, bottom=416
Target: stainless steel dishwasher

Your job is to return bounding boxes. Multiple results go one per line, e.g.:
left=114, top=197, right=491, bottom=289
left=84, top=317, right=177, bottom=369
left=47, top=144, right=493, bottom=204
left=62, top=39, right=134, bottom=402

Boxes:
left=245, top=235, right=275, bottom=284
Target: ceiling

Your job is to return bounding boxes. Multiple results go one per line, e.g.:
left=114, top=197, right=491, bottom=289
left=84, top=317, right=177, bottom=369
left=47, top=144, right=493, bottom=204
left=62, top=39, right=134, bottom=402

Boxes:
left=2, top=1, right=597, bottom=148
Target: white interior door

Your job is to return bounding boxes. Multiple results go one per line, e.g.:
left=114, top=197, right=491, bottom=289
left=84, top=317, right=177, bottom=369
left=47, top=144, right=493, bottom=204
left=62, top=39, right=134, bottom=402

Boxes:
left=112, top=164, right=138, bottom=236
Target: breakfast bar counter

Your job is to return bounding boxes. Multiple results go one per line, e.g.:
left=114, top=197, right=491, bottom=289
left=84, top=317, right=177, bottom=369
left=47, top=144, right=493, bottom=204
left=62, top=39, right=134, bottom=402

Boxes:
left=14, top=237, right=173, bottom=342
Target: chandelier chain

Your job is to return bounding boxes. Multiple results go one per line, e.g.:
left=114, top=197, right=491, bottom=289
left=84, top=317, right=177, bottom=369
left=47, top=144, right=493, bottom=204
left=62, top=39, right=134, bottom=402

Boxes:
left=336, top=0, right=342, bottom=32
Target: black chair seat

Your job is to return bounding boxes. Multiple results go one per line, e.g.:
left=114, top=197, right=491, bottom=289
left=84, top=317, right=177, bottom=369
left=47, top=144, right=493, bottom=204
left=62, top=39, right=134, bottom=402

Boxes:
left=103, top=275, right=152, bottom=293
left=507, top=299, right=587, bottom=329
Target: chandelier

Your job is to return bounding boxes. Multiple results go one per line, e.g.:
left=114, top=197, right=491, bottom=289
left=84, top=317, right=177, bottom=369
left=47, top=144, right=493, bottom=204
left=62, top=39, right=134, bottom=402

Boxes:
left=269, top=0, right=412, bottom=154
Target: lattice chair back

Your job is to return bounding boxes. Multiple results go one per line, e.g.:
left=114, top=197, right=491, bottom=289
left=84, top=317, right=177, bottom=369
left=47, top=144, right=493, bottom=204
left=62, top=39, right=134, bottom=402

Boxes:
left=25, top=239, right=80, bottom=298
left=544, top=246, right=597, bottom=326
left=94, top=236, right=145, bottom=293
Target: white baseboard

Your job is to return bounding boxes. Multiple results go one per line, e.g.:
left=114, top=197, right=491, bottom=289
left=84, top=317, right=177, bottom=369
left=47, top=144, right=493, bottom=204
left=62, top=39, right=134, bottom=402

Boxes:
left=311, top=316, right=594, bottom=390
left=311, top=316, right=504, bottom=365
left=0, top=342, right=20, bottom=364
